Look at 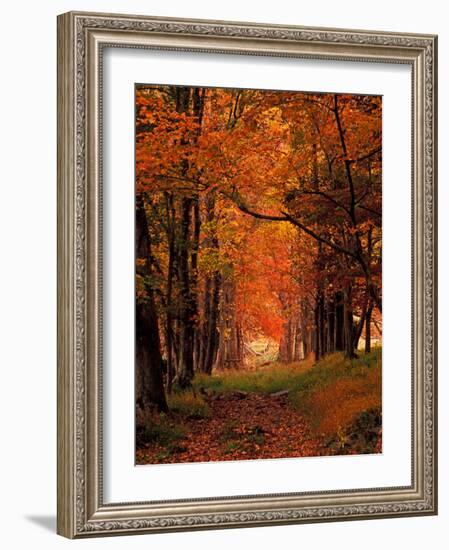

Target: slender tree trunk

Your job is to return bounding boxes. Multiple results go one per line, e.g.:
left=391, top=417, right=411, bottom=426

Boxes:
left=313, top=287, right=326, bottom=361
left=334, top=290, right=345, bottom=352
left=190, top=87, right=205, bottom=373
left=280, top=317, right=294, bottom=362
left=174, top=85, right=205, bottom=386
left=135, top=197, right=168, bottom=413
left=191, top=195, right=201, bottom=370
left=312, top=144, right=324, bottom=362
left=300, top=299, right=313, bottom=359
left=199, top=191, right=221, bottom=374
left=314, top=298, right=321, bottom=362
left=294, top=314, right=303, bottom=360
left=177, top=197, right=195, bottom=388
left=198, top=276, right=210, bottom=373
left=164, top=192, right=176, bottom=394
left=343, top=284, right=357, bottom=359
left=353, top=292, right=369, bottom=352
left=319, top=291, right=326, bottom=355
left=365, top=301, right=373, bottom=354
left=327, top=296, right=335, bottom=353
left=364, top=228, right=374, bottom=355
left=199, top=271, right=221, bottom=374
left=216, top=275, right=242, bottom=369
left=201, top=272, right=221, bottom=373
left=204, top=272, right=221, bottom=374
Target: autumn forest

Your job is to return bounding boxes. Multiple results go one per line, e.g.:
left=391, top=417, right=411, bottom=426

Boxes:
left=135, top=84, right=382, bottom=464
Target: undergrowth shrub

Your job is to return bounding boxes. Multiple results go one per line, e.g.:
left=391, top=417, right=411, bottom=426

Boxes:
left=291, top=349, right=382, bottom=438
left=301, top=368, right=381, bottom=436
left=193, top=358, right=314, bottom=395
left=194, top=348, right=381, bottom=445
left=136, top=407, right=186, bottom=448
left=168, top=392, right=210, bottom=419
left=327, top=407, right=382, bottom=454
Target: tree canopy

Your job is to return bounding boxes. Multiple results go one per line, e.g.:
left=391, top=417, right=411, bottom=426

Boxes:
left=135, top=84, right=382, bottom=412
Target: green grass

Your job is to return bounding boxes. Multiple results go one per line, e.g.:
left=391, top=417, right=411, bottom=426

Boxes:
left=224, top=441, right=244, bottom=454
left=139, top=349, right=381, bottom=457
left=219, top=420, right=240, bottom=442
left=137, top=391, right=210, bottom=456
left=220, top=421, right=266, bottom=454
left=194, top=349, right=380, bottom=397
left=287, top=349, right=381, bottom=409
left=194, top=348, right=382, bottom=438
left=139, top=415, right=186, bottom=447
left=194, top=362, right=309, bottom=395
left=167, top=391, right=211, bottom=419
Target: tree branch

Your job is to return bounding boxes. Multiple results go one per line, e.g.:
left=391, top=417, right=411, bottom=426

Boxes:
left=349, top=146, right=382, bottom=164
left=225, top=188, right=358, bottom=261
left=357, top=203, right=382, bottom=218
left=300, top=189, right=352, bottom=217
left=280, top=211, right=358, bottom=260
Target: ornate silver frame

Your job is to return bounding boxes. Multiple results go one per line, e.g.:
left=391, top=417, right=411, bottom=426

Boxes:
left=57, top=11, right=438, bottom=538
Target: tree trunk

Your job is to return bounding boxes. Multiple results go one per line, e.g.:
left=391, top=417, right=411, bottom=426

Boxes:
left=164, top=192, right=176, bottom=394
left=177, top=197, right=195, bottom=388
left=198, top=276, right=210, bottom=373
left=353, top=293, right=369, bottom=352
left=334, top=290, right=345, bottom=352
left=300, top=299, right=314, bottom=359
left=293, top=315, right=303, bottom=361
left=279, top=317, right=294, bottom=362
left=319, top=291, right=326, bottom=355
left=191, top=195, right=201, bottom=370
left=174, top=85, right=205, bottom=387
left=343, top=284, right=357, bottom=359
left=203, top=272, right=221, bottom=373
left=365, top=301, right=373, bottom=354
left=135, top=197, right=168, bottom=413
left=327, top=296, right=335, bottom=353
left=198, top=191, right=221, bottom=374
left=216, top=275, right=242, bottom=369
left=314, top=298, right=321, bottom=362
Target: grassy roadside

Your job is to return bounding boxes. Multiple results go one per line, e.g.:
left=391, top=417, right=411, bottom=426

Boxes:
left=194, top=348, right=382, bottom=441
left=137, top=349, right=382, bottom=459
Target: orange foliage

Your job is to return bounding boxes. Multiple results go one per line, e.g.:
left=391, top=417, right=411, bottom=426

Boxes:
left=135, top=84, right=382, bottom=352
left=304, top=367, right=381, bottom=437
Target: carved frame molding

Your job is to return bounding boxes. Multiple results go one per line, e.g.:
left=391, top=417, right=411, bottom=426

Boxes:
left=57, top=11, right=437, bottom=538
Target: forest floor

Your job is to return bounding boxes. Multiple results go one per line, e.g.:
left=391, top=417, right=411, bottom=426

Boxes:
left=136, top=349, right=382, bottom=465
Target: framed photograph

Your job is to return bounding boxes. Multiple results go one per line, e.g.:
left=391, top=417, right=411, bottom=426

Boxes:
left=57, top=11, right=437, bottom=538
